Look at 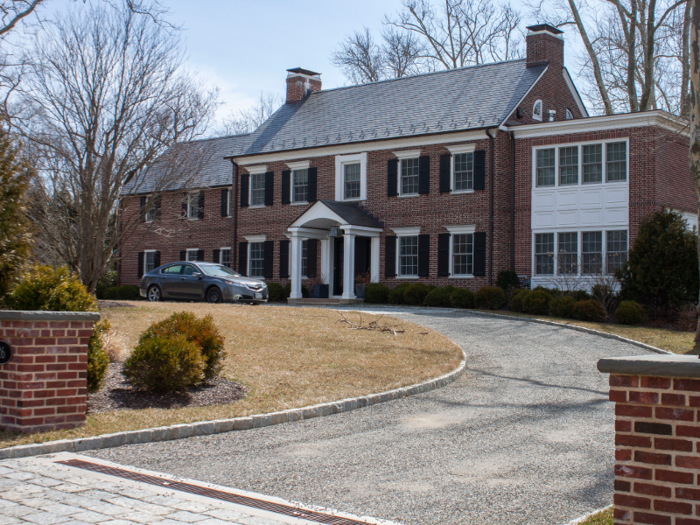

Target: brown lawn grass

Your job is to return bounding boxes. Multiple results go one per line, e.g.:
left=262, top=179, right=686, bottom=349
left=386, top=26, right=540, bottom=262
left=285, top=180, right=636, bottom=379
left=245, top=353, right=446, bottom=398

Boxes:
left=0, top=303, right=461, bottom=449
left=576, top=506, right=613, bottom=525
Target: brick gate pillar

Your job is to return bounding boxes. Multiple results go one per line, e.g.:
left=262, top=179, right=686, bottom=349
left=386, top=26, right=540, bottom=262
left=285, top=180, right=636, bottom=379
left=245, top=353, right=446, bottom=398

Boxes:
left=598, top=355, right=700, bottom=525
left=0, top=310, right=101, bottom=433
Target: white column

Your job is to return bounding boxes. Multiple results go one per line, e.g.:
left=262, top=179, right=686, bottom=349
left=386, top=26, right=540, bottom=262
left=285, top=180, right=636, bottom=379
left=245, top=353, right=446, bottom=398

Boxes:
left=342, top=233, right=356, bottom=299
left=290, top=232, right=303, bottom=299
left=370, top=236, right=380, bottom=283
left=320, top=238, right=331, bottom=284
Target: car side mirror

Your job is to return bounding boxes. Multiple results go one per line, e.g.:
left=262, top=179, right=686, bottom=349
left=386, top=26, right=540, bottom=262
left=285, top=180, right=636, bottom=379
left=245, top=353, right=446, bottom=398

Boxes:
left=192, top=272, right=202, bottom=279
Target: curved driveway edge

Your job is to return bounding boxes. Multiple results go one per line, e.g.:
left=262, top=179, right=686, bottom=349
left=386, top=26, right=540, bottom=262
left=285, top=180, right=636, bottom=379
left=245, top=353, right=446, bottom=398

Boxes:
left=0, top=346, right=467, bottom=460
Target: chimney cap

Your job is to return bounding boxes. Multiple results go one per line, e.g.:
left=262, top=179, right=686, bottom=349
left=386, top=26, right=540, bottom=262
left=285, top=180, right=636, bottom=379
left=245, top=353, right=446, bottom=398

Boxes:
left=287, top=67, right=321, bottom=77
left=526, top=23, right=563, bottom=35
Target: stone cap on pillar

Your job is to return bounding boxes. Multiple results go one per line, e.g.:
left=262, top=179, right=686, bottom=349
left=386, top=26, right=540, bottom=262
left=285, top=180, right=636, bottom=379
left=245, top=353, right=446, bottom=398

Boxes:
left=0, top=310, right=101, bottom=321
left=598, top=354, right=700, bottom=378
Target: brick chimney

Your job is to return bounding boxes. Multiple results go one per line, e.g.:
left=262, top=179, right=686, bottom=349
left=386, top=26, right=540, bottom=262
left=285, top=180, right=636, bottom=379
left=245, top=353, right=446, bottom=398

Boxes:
left=286, top=68, right=322, bottom=104
left=526, top=24, right=564, bottom=69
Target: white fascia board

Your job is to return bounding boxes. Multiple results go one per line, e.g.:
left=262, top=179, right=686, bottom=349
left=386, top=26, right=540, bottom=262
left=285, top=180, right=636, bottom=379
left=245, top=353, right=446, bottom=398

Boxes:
left=445, top=143, right=476, bottom=155
left=286, top=160, right=311, bottom=170
left=511, top=110, right=689, bottom=139
left=498, top=65, right=549, bottom=128
left=289, top=200, right=346, bottom=228
left=391, top=226, right=421, bottom=236
left=243, top=235, right=266, bottom=243
left=340, top=225, right=382, bottom=237
left=562, top=67, right=589, bottom=117
left=245, top=165, right=267, bottom=174
left=392, top=149, right=422, bottom=159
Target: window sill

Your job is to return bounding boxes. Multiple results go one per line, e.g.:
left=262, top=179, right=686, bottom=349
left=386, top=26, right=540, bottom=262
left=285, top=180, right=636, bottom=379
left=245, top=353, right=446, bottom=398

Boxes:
left=341, top=197, right=363, bottom=202
left=186, top=218, right=200, bottom=221
left=451, top=190, right=475, bottom=195
left=291, top=201, right=309, bottom=206
left=248, top=205, right=265, bottom=209
left=449, top=275, right=475, bottom=279
left=397, top=194, right=419, bottom=198
left=396, top=275, right=419, bottom=279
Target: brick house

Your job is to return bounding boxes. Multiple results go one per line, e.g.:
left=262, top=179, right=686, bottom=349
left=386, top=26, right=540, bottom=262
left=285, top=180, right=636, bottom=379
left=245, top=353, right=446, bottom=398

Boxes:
left=118, top=24, right=693, bottom=300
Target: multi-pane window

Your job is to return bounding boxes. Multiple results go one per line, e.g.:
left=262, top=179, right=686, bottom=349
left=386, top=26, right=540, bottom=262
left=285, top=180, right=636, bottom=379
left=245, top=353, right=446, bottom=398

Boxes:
left=399, top=236, right=418, bottom=276
left=536, top=149, right=555, bottom=187
left=293, top=169, right=309, bottom=203
left=186, top=249, right=199, bottom=262
left=187, top=192, right=201, bottom=219
left=301, top=240, right=308, bottom=278
left=343, top=163, right=361, bottom=200
left=559, top=147, right=578, bottom=185
left=250, top=173, right=265, bottom=206
left=145, top=251, right=156, bottom=272
left=452, top=234, right=473, bottom=276
left=453, top=153, right=474, bottom=191
left=582, top=232, right=602, bottom=274
left=220, top=248, right=231, bottom=268
left=557, top=232, right=578, bottom=274
left=535, top=233, right=554, bottom=275
left=224, top=189, right=232, bottom=216
left=400, top=158, right=420, bottom=195
left=145, top=196, right=157, bottom=222
left=249, top=242, right=265, bottom=277
left=606, top=230, right=628, bottom=272
left=606, top=142, right=627, bottom=182
left=582, top=145, right=602, bottom=183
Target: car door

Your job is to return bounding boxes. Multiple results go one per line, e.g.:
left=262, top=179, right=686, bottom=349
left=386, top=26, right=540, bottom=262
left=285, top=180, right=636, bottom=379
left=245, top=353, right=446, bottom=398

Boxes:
left=179, top=264, right=206, bottom=299
left=159, top=265, right=184, bottom=298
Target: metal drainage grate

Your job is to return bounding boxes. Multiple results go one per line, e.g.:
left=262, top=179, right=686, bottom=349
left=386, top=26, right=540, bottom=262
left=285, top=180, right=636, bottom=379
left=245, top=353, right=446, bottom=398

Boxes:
left=56, top=459, right=375, bottom=525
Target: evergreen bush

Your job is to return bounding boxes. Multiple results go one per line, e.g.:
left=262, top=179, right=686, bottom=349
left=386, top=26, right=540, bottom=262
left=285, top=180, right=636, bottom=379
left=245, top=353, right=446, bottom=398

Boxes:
left=615, top=300, right=645, bottom=325
left=573, top=299, right=607, bottom=322
left=87, top=319, right=110, bottom=393
left=103, top=287, right=119, bottom=300
left=475, top=286, right=505, bottom=310
left=404, top=283, right=431, bottom=305
left=5, top=265, right=97, bottom=312
left=523, top=290, right=552, bottom=315
left=364, top=283, right=390, bottom=304
left=115, top=285, right=140, bottom=300
left=549, top=295, right=575, bottom=319
left=510, top=289, right=530, bottom=312
left=266, top=282, right=285, bottom=302
left=388, top=282, right=411, bottom=304
left=423, top=287, right=452, bottom=307
left=496, top=270, right=520, bottom=300
left=450, top=288, right=475, bottom=309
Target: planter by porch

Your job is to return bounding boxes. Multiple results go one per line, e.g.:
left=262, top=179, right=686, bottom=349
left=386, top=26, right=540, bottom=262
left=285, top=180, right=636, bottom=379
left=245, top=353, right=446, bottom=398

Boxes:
left=310, top=284, right=329, bottom=299
left=355, top=283, right=367, bottom=299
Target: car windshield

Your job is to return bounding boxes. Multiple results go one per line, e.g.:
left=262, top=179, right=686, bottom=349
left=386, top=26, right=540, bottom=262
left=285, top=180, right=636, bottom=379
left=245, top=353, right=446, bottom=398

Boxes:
left=199, top=264, right=241, bottom=278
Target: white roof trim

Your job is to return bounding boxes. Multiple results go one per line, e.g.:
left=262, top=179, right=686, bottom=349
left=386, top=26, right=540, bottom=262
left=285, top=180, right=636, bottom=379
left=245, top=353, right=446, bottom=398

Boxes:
left=245, top=165, right=267, bottom=174
left=286, top=160, right=311, bottom=170
left=392, top=226, right=421, bottom=236
left=444, top=224, right=476, bottom=234
left=562, top=67, right=588, bottom=117
left=445, top=143, right=476, bottom=155
left=393, top=149, right=421, bottom=159
left=498, top=64, right=549, bottom=127
left=289, top=201, right=347, bottom=228
left=510, top=110, right=689, bottom=139
left=243, top=235, right=266, bottom=243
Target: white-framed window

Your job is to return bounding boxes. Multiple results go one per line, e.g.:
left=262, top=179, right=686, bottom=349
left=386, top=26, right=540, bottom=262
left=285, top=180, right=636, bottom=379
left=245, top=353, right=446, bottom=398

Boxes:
left=444, top=225, right=476, bottom=277
left=535, top=233, right=554, bottom=275
left=392, top=226, right=420, bottom=278
left=393, top=150, right=421, bottom=197
left=186, top=248, right=199, bottom=262
left=286, top=160, right=311, bottom=204
left=249, top=242, right=265, bottom=277
left=220, top=247, right=231, bottom=267
left=187, top=192, right=201, bottom=220
left=335, top=153, right=367, bottom=201
left=533, top=229, right=628, bottom=276
left=606, top=230, right=628, bottom=272
left=250, top=173, right=265, bottom=207
left=446, top=144, right=476, bottom=193
left=145, top=250, right=157, bottom=272
left=533, top=100, right=543, bottom=121
left=224, top=189, right=232, bottom=216
left=534, top=140, right=628, bottom=188
left=582, top=232, right=602, bottom=274
left=557, top=232, right=578, bottom=274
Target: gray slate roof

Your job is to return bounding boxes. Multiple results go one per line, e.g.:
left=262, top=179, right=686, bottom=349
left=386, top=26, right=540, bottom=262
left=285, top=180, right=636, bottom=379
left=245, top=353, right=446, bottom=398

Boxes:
left=239, top=59, right=546, bottom=157
left=319, top=200, right=383, bottom=228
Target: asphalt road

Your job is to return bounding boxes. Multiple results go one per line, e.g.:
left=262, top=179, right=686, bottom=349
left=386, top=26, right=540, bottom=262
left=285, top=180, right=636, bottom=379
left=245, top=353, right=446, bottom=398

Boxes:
left=86, top=309, right=649, bottom=525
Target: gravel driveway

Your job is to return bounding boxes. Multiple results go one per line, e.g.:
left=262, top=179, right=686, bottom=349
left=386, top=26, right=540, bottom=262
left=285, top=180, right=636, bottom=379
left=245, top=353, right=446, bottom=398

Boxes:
left=86, top=309, right=650, bottom=525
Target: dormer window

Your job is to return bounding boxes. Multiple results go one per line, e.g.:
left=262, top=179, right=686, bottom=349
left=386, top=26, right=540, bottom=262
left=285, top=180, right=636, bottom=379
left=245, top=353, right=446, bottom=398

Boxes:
left=533, top=100, right=543, bottom=121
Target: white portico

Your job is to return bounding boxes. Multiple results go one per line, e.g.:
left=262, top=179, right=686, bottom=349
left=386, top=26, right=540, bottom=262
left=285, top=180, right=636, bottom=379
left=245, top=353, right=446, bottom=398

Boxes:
left=287, top=200, right=383, bottom=301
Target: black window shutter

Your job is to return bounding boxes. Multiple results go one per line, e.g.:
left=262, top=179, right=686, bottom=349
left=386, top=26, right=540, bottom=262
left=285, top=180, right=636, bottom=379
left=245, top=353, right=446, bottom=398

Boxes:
left=179, top=250, right=186, bottom=261
left=474, top=150, right=486, bottom=191
left=213, top=249, right=220, bottom=263
left=418, top=155, right=430, bottom=194
left=473, top=232, right=486, bottom=276
left=155, top=195, right=161, bottom=220
left=181, top=193, right=188, bottom=217
left=238, top=242, right=248, bottom=276
left=438, top=233, right=450, bottom=276
left=279, top=240, right=290, bottom=278
left=240, top=174, right=249, bottom=208
left=308, top=167, right=317, bottom=202
left=140, top=196, right=146, bottom=222
left=418, top=234, right=430, bottom=277
left=154, top=251, right=161, bottom=268
left=385, top=235, right=396, bottom=277
left=387, top=159, right=398, bottom=197
left=221, top=189, right=228, bottom=217
left=197, top=192, right=204, bottom=219
left=265, top=171, right=274, bottom=206
left=439, top=154, right=452, bottom=193
left=306, top=239, right=318, bottom=278
left=281, top=171, right=291, bottom=204
left=137, top=252, right=144, bottom=278
left=263, top=240, right=274, bottom=279
left=197, top=249, right=205, bottom=261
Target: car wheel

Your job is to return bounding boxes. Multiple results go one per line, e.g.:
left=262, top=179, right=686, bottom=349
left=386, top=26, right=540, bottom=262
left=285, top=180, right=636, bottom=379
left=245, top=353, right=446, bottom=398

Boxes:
left=147, top=285, right=161, bottom=302
left=207, top=287, right=222, bottom=303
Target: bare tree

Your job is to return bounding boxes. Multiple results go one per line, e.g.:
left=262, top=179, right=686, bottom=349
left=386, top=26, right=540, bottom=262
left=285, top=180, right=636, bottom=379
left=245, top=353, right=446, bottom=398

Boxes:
left=381, top=27, right=425, bottom=78
left=332, top=28, right=386, bottom=84
left=215, top=92, right=281, bottom=136
left=689, top=0, right=700, bottom=340
left=17, top=1, right=218, bottom=292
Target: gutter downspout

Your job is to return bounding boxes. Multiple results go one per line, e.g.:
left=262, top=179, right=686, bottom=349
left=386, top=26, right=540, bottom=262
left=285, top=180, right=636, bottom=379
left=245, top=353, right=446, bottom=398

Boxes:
left=231, top=160, right=239, bottom=271
left=510, top=131, right=516, bottom=272
left=486, top=129, right=495, bottom=285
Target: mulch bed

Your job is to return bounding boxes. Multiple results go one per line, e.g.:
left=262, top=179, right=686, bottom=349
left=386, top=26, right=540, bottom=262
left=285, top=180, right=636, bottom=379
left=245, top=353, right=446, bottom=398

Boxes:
left=98, top=300, right=137, bottom=308
left=88, top=363, right=247, bottom=414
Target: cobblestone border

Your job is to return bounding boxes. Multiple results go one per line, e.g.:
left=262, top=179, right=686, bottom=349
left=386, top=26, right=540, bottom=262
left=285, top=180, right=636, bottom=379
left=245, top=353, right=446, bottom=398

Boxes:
left=0, top=348, right=467, bottom=460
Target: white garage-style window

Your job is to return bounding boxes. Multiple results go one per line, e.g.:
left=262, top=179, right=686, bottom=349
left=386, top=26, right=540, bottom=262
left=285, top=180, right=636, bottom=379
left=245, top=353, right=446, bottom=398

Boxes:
left=533, top=230, right=628, bottom=276
left=334, top=153, right=367, bottom=201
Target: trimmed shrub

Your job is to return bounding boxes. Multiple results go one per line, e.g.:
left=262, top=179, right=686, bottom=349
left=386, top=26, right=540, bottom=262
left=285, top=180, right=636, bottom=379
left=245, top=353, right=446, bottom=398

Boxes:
left=615, top=300, right=645, bottom=325
left=573, top=299, right=606, bottom=322
left=115, top=285, right=140, bottom=301
left=364, top=283, right=390, bottom=304
left=388, top=282, right=411, bottom=304
left=423, top=287, right=452, bottom=307
left=139, top=312, right=225, bottom=380
left=475, top=286, right=505, bottom=310
left=496, top=270, right=520, bottom=301
left=510, top=289, right=530, bottom=313
left=450, top=288, right=475, bottom=309
left=5, top=265, right=97, bottom=312
left=87, top=319, right=110, bottom=393
left=103, top=287, right=118, bottom=300
left=123, top=334, right=204, bottom=393
left=549, top=295, right=575, bottom=319
left=404, top=283, right=431, bottom=305
left=533, top=286, right=557, bottom=297
left=266, top=282, right=285, bottom=302
left=282, top=283, right=309, bottom=299
left=523, top=290, right=552, bottom=315
left=573, top=290, right=592, bottom=302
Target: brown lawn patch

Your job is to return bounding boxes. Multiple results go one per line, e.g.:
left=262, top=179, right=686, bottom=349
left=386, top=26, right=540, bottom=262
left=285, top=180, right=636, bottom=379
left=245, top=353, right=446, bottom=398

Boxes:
left=0, top=303, right=461, bottom=449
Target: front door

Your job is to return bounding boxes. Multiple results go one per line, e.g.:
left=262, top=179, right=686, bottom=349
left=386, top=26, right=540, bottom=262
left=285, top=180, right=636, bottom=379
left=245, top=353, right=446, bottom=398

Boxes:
left=333, top=236, right=344, bottom=296
left=355, top=237, right=371, bottom=278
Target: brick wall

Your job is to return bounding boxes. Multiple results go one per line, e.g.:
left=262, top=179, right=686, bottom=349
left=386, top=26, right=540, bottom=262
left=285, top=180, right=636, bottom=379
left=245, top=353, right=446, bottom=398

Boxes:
left=0, top=311, right=100, bottom=433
